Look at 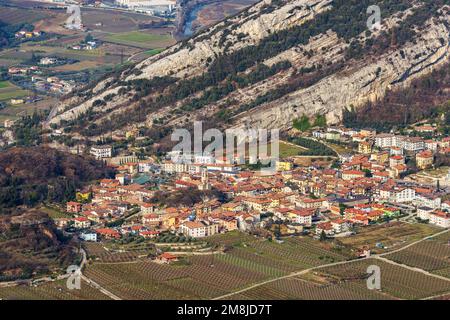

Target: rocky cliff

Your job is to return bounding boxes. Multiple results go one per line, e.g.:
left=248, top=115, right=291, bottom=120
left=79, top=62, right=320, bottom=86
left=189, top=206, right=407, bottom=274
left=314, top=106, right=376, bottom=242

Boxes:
left=48, top=0, right=450, bottom=141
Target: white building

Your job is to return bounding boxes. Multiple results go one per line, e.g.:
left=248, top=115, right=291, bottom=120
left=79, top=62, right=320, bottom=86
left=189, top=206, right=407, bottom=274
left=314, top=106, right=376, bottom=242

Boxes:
left=80, top=232, right=97, bottom=242
left=179, top=221, right=219, bottom=238
left=90, top=145, right=112, bottom=159
left=428, top=211, right=450, bottom=228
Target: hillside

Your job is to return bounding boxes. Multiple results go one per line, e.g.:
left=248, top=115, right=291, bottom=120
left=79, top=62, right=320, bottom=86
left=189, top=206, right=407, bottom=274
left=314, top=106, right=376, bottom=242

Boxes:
left=0, top=146, right=113, bottom=210
left=0, top=209, right=78, bottom=282
left=48, top=0, right=450, bottom=143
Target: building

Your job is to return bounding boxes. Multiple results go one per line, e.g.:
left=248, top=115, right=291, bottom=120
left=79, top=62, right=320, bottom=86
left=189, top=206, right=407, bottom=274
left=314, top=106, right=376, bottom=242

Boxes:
left=73, top=217, right=90, bottom=229
left=80, top=232, right=97, bottom=242
left=276, top=161, right=293, bottom=172
left=416, top=150, right=433, bottom=169
left=358, top=141, right=372, bottom=154
left=90, top=145, right=112, bottom=159
left=428, top=211, right=450, bottom=228
left=342, top=170, right=365, bottom=180
left=179, top=221, right=219, bottom=238
left=67, top=201, right=82, bottom=213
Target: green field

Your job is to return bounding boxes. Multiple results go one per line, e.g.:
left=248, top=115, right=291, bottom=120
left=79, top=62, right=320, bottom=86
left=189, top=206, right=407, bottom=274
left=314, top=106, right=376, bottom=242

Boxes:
left=145, top=48, right=165, bottom=56
left=105, top=31, right=171, bottom=48
left=0, top=85, right=30, bottom=102
left=0, top=81, right=10, bottom=89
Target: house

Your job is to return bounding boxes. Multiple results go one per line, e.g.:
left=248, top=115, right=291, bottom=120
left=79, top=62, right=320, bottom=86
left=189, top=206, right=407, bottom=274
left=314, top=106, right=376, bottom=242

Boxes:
left=286, top=209, right=313, bottom=226
left=157, top=252, right=178, bottom=264
left=140, top=230, right=160, bottom=239
left=358, top=141, right=372, bottom=154
left=330, top=219, right=351, bottom=234
left=96, top=228, right=121, bottom=239
left=416, top=150, right=433, bottom=170
left=342, top=170, right=365, bottom=180
left=142, top=214, right=160, bottom=226
left=73, top=217, right=90, bottom=229
left=141, top=203, right=156, bottom=214
left=179, top=221, right=219, bottom=238
left=90, top=145, right=112, bottom=159
left=80, top=232, right=97, bottom=242
left=417, top=206, right=434, bottom=221
left=315, top=222, right=334, bottom=236
left=67, top=201, right=82, bottom=213
left=428, top=211, right=450, bottom=228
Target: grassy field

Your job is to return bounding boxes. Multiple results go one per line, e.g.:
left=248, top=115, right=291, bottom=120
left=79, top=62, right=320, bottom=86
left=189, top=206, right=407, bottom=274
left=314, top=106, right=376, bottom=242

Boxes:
left=38, top=205, right=72, bottom=219
left=0, top=81, right=10, bottom=89
left=104, top=31, right=173, bottom=49
left=0, top=83, right=30, bottom=103
left=145, top=48, right=165, bottom=56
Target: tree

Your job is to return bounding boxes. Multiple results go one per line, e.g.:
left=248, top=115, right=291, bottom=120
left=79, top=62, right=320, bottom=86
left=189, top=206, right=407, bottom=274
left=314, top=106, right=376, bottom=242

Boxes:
left=293, top=115, right=311, bottom=132
left=319, top=230, right=327, bottom=242
left=339, top=203, right=346, bottom=216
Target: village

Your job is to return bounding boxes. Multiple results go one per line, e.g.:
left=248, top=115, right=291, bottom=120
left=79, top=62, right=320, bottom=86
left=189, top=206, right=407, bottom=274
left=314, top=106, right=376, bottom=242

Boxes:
left=42, top=123, right=450, bottom=264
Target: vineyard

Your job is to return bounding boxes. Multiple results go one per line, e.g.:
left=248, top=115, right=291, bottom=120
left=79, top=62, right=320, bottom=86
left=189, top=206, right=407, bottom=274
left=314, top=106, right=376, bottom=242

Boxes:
left=0, top=280, right=111, bottom=300
left=317, top=258, right=450, bottom=299
left=338, top=222, right=439, bottom=253
left=385, top=232, right=450, bottom=278
left=223, top=277, right=391, bottom=300
left=81, top=234, right=355, bottom=299
left=83, top=242, right=152, bottom=263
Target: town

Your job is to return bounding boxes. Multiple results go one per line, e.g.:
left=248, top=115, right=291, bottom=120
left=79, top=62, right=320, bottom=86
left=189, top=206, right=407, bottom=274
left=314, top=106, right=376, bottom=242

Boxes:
left=38, top=122, right=450, bottom=265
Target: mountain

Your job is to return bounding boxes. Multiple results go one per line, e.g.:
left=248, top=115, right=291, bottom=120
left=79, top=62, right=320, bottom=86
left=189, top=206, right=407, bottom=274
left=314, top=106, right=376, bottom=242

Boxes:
left=48, top=0, right=450, bottom=142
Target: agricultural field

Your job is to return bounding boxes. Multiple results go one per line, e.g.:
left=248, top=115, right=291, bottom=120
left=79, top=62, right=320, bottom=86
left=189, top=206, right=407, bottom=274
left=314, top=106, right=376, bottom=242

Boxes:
left=81, top=232, right=355, bottom=299
left=0, top=81, right=30, bottom=104
left=385, top=231, right=450, bottom=278
left=83, top=242, right=150, bottom=263
left=225, top=258, right=450, bottom=300
left=0, top=280, right=111, bottom=300
left=38, top=205, right=72, bottom=219
left=0, top=6, right=51, bottom=25
left=104, top=31, right=174, bottom=49
left=337, top=222, right=440, bottom=254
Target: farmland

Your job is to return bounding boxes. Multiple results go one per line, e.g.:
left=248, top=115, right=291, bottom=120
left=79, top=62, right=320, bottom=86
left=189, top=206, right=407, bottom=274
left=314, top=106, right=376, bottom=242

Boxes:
left=224, top=258, right=450, bottom=300
left=384, top=231, right=450, bottom=278
left=0, top=279, right=111, bottom=300
left=337, top=222, right=440, bottom=254
left=80, top=233, right=354, bottom=299
left=104, top=31, right=174, bottom=49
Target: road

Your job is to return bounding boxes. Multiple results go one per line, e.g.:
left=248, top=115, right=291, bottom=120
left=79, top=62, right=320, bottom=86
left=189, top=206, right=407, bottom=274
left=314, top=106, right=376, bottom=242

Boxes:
left=212, top=228, right=450, bottom=300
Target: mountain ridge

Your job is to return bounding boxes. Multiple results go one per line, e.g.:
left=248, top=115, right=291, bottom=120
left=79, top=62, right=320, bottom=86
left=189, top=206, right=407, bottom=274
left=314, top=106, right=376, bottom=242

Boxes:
left=47, top=0, right=450, bottom=143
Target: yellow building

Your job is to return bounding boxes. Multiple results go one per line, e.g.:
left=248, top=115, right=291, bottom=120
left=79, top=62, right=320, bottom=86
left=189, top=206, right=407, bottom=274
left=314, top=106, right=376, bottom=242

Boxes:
left=76, top=191, right=91, bottom=202
left=416, top=150, right=434, bottom=169
left=275, top=161, right=293, bottom=172
left=358, top=141, right=373, bottom=154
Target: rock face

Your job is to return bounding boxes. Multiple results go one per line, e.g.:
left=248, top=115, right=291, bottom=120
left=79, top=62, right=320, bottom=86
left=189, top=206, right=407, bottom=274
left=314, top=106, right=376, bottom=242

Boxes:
left=234, top=19, right=450, bottom=129
left=129, top=0, right=332, bottom=80
left=49, top=0, right=450, bottom=137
